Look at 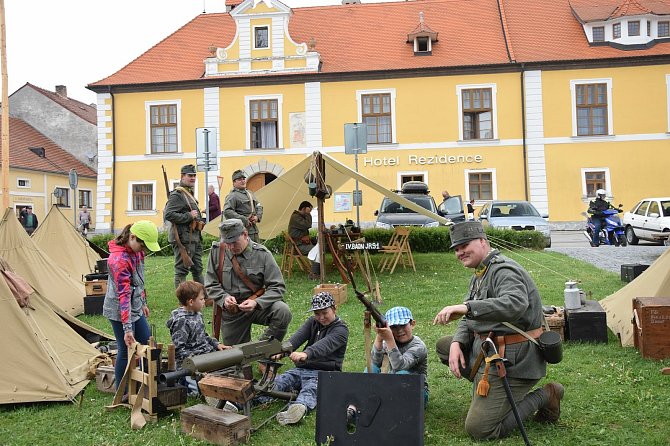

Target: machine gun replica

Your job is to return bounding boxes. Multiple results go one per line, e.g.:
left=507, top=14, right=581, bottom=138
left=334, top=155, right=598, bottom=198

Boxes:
left=160, top=338, right=296, bottom=420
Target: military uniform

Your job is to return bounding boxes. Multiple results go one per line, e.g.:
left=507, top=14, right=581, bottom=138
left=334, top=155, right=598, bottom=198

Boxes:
left=223, top=172, right=263, bottom=243
left=288, top=209, right=313, bottom=255
left=164, top=179, right=204, bottom=287
left=205, top=235, right=291, bottom=346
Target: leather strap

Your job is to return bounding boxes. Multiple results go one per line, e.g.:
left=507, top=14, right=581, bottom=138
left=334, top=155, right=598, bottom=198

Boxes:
left=477, top=327, right=544, bottom=346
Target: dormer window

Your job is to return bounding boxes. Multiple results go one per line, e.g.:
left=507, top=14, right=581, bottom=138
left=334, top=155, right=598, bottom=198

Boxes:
left=613, top=23, right=621, bottom=39
left=628, top=20, right=640, bottom=36
left=407, top=12, right=438, bottom=56
left=254, top=26, right=269, bottom=49
left=660, top=21, right=669, bottom=37
left=593, top=26, right=605, bottom=42
left=416, top=36, right=430, bottom=53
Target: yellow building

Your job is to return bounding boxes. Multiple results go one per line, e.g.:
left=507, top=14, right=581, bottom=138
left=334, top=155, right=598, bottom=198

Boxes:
left=88, top=0, right=670, bottom=233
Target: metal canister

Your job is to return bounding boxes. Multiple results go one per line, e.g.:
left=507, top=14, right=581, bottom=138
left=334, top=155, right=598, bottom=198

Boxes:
left=564, top=280, right=581, bottom=310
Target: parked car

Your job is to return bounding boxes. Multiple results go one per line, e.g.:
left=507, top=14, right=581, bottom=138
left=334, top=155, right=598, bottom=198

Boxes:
left=437, top=195, right=466, bottom=223
left=477, top=200, right=551, bottom=247
left=622, top=197, right=670, bottom=245
left=374, top=181, right=444, bottom=228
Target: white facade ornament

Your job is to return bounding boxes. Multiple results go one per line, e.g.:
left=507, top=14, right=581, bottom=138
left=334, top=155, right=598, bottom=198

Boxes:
left=296, top=43, right=307, bottom=56
left=216, top=48, right=228, bottom=60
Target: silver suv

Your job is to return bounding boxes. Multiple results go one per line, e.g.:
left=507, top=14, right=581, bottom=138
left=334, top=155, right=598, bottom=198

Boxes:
left=374, top=181, right=442, bottom=229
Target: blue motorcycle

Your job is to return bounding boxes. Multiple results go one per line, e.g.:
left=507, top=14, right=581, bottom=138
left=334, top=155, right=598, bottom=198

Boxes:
left=584, top=208, right=627, bottom=247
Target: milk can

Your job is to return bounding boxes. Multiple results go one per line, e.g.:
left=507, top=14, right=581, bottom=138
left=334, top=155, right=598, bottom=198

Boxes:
left=564, top=280, right=581, bottom=310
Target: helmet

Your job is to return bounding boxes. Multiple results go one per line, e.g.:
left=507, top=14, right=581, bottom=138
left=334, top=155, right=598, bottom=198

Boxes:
left=596, top=189, right=606, bottom=198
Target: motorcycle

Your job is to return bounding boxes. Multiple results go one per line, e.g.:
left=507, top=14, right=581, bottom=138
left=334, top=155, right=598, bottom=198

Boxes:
left=583, top=207, right=627, bottom=247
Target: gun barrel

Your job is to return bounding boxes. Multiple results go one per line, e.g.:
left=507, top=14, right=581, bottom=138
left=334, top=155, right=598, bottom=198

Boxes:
left=185, top=348, right=246, bottom=374
left=159, top=368, right=192, bottom=385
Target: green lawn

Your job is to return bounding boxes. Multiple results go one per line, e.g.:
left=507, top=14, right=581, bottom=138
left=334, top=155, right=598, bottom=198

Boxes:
left=1, top=250, right=669, bottom=445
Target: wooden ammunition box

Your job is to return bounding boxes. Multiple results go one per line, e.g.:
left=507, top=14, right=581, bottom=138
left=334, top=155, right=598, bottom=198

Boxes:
left=565, top=300, right=608, bottom=343
left=633, top=297, right=670, bottom=360
left=181, top=404, right=250, bottom=445
left=545, top=311, right=565, bottom=341
left=198, top=375, right=255, bottom=404
left=313, top=283, right=347, bottom=305
left=95, top=365, right=116, bottom=393
left=84, top=294, right=105, bottom=315
left=85, top=280, right=108, bottom=297
left=621, top=264, right=649, bottom=283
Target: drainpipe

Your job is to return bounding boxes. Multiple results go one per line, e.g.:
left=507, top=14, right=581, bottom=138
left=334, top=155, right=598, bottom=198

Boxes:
left=520, top=63, right=529, bottom=201
left=109, top=86, right=116, bottom=233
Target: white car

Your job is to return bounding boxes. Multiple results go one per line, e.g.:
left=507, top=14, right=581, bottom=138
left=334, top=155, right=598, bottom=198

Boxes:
left=622, top=197, right=670, bottom=245
left=477, top=200, right=551, bottom=248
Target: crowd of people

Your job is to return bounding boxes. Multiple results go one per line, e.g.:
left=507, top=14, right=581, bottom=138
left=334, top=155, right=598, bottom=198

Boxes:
left=101, top=163, right=564, bottom=439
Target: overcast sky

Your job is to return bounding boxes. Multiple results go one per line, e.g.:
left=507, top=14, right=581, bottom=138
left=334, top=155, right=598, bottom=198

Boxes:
left=2, top=0, right=402, bottom=104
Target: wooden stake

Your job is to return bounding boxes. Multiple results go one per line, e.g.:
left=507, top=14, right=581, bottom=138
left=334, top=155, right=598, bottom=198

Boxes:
left=0, top=0, right=10, bottom=208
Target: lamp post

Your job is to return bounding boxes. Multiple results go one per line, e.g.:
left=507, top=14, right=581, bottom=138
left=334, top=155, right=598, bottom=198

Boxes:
left=344, top=123, right=367, bottom=228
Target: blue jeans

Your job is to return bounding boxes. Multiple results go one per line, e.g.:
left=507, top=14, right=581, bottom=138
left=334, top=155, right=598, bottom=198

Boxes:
left=592, top=218, right=603, bottom=246
left=365, top=365, right=429, bottom=408
left=109, top=316, right=151, bottom=390
left=272, top=368, right=319, bottom=410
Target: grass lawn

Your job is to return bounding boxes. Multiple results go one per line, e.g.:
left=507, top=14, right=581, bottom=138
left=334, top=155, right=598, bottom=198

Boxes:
left=1, top=249, right=669, bottom=445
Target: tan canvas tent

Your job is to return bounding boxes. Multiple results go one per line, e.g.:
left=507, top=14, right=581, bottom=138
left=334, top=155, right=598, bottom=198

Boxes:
left=0, top=208, right=84, bottom=315
left=204, top=151, right=450, bottom=239
left=32, top=205, right=101, bottom=280
left=600, top=248, right=670, bottom=346
left=0, top=258, right=108, bottom=404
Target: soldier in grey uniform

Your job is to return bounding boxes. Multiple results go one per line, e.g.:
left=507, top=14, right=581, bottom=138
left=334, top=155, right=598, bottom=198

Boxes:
left=164, top=164, right=205, bottom=288
left=223, top=170, right=263, bottom=243
left=205, top=218, right=292, bottom=346
left=433, top=221, right=564, bottom=441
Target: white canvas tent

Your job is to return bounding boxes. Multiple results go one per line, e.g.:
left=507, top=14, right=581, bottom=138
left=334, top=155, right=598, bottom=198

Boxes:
left=600, top=248, right=670, bottom=346
left=0, top=208, right=85, bottom=315
left=204, top=151, right=450, bottom=239
left=0, top=258, right=108, bottom=404
left=32, top=205, right=101, bottom=280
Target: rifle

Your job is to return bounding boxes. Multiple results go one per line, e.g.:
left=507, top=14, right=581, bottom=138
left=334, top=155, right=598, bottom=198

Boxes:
left=162, top=165, right=194, bottom=268
left=343, top=256, right=386, bottom=328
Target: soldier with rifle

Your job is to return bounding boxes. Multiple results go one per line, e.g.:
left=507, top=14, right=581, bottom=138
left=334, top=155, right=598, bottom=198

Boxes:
left=433, top=221, right=564, bottom=442
left=164, top=164, right=206, bottom=288
left=205, top=218, right=292, bottom=346
left=223, top=170, right=263, bottom=243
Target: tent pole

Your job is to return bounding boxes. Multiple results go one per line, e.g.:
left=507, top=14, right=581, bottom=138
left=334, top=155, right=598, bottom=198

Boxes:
left=314, top=152, right=326, bottom=283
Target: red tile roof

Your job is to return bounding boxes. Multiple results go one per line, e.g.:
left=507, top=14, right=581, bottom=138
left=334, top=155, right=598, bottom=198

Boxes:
left=570, top=0, right=670, bottom=22
left=0, top=117, right=96, bottom=178
left=88, top=0, right=670, bottom=91
left=23, top=83, right=97, bottom=125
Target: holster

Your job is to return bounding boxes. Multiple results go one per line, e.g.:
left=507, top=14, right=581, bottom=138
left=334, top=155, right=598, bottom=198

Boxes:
left=190, top=220, right=205, bottom=231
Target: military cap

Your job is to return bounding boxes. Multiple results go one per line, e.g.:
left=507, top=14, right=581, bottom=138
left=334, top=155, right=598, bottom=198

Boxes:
left=449, top=221, right=487, bottom=249
left=232, top=170, right=247, bottom=181
left=307, top=291, right=336, bottom=312
left=219, top=218, right=246, bottom=243
left=181, top=164, right=197, bottom=175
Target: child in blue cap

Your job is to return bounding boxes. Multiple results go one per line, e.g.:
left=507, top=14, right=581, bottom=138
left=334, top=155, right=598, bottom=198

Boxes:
left=371, top=306, right=429, bottom=407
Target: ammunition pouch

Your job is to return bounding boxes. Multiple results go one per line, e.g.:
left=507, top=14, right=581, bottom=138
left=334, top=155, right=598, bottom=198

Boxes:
left=538, top=331, right=563, bottom=364
left=191, top=220, right=205, bottom=231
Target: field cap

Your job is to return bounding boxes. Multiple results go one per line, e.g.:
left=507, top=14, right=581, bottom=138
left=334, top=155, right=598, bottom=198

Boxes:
left=232, top=170, right=247, bottom=181
left=449, top=221, right=487, bottom=249
left=307, top=291, right=335, bottom=312
left=385, top=306, right=413, bottom=326
left=181, top=164, right=197, bottom=175
left=130, top=220, right=161, bottom=251
left=219, top=218, right=245, bottom=243
left=26, top=205, right=32, bottom=209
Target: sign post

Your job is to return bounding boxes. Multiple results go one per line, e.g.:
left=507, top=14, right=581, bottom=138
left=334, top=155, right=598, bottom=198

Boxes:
left=69, top=169, right=78, bottom=228
left=344, top=123, right=367, bottom=228
left=196, top=127, right=218, bottom=222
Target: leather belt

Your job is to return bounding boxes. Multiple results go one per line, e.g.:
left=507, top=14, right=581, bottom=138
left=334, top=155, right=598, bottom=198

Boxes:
left=476, top=327, right=543, bottom=359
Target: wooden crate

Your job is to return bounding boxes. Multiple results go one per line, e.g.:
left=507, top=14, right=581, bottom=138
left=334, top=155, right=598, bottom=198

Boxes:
left=85, top=280, right=108, bottom=296
left=95, top=365, right=116, bottom=394
left=633, top=297, right=670, bottom=360
left=84, top=295, right=105, bottom=315
left=198, top=375, right=254, bottom=404
left=181, top=404, right=250, bottom=446
left=545, top=311, right=565, bottom=341
left=313, top=283, right=347, bottom=305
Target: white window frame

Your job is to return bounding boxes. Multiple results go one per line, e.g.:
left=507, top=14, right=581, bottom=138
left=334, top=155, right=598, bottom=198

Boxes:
left=253, top=25, right=270, bottom=49
left=456, top=83, right=499, bottom=142
left=17, top=178, right=31, bottom=189
left=54, top=186, right=70, bottom=207
left=356, top=88, right=397, bottom=145
left=581, top=167, right=611, bottom=200
left=145, top=100, right=182, bottom=155
left=127, top=180, right=157, bottom=215
left=78, top=188, right=93, bottom=208
left=570, top=78, right=613, bottom=137
left=464, top=168, right=497, bottom=202
left=245, top=94, right=283, bottom=150
left=666, top=74, right=670, bottom=132
left=414, top=37, right=432, bottom=53
left=396, top=170, right=428, bottom=189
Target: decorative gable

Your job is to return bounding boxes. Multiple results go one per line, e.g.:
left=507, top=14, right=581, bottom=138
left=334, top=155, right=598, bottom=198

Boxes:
left=407, top=12, right=438, bottom=55
left=204, top=0, right=320, bottom=76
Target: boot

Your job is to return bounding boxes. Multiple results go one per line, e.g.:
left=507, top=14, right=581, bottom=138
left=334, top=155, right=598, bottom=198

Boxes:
left=534, top=382, right=564, bottom=423
left=174, top=275, right=187, bottom=289
left=308, top=262, right=320, bottom=281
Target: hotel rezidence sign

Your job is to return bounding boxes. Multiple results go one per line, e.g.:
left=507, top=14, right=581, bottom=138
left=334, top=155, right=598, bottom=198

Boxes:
left=363, top=154, right=483, bottom=167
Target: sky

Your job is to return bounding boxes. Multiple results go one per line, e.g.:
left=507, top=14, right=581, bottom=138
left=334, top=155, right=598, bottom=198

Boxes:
left=2, top=0, right=402, bottom=104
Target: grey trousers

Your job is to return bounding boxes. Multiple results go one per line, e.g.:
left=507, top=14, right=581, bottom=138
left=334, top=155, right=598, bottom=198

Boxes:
left=220, top=300, right=292, bottom=346
left=173, top=239, right=203, bottom=288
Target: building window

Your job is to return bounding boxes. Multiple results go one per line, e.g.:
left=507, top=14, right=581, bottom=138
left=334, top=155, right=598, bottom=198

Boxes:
left=132, top=184, right=153, bottom=211
left=55, top=187, right=70, bottom=207
left=17, top=178, right=31, bottom=188
left=254, top=26, right=269, bottom=49
left=628, top=20, right=640, bottom=36
left=149, top=104, right=178, bottom=153
left=362, top=93, right=392, bottom=144
left=659, top=21, right=669, bottom=37
left=416, top=36, right=430, bottom=53
left=462, top=88, right=493, bottom=140
left=250, top=99, right=279, bottom=149
left=468, top=172, right=493, bottom=200
left=400, top=174, right=424, bottom=184
left=613, top=22, right=621, bottom=39
left=593, top=26, right=605, bottom=42
left=585, top=171, right=606, bottom=197
left=647, top=20, right=651, bottom=36
left=79, top=190, right=92, bottom=208
left=575, top=83, right=608, bottom=136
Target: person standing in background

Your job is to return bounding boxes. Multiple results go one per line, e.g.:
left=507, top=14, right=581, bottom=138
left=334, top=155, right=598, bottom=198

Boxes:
left=20, top=206, right=38, bottom=235
left=467, top=199, right=476, bottom=221
left=79, top=205, right=91, bottom=235
left=208, top=185, right=221, bottom=221
left=223, top=170, right=263, bottom=243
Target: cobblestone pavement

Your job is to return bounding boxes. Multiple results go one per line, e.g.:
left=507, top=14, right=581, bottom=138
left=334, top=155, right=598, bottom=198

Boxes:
left=546, top=245, right=668, bottom=273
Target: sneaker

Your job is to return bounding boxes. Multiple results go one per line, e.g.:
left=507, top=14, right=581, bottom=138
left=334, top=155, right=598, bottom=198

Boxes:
left=276, top=403, right=307, bottom=425
left=535, top=382, right=564, bottom=423
left=223, top=401, right=239, bottom=413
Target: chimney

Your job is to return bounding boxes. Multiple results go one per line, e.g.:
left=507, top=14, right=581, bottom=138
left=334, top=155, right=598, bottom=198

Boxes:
left=55, top=85, right=67, bottom=98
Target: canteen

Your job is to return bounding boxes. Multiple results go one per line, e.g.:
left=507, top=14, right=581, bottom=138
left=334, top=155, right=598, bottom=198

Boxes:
left=564, top=280, right=581, bottom=310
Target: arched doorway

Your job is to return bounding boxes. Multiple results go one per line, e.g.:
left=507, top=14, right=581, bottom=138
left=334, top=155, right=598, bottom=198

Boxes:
left=246, top=172, right=277, bottom=192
